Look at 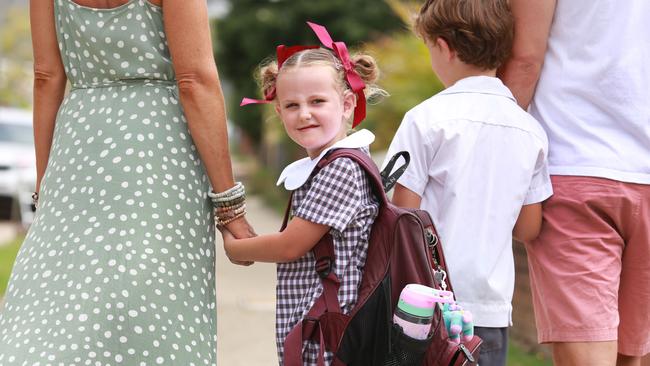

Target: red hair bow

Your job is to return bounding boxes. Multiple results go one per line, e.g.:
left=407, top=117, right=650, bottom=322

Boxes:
left=240, top=21, right=367, bottom=128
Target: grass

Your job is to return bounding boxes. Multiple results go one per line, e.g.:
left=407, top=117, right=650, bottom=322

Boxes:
left=0, top=235, right=23, bottom=297
left=508, top=341, right=552, bottom=366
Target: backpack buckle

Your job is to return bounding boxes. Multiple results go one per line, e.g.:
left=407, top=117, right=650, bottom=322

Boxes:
left=315, top=257, right=332, bottom=278
left=425, top=228, right=438, bottom=247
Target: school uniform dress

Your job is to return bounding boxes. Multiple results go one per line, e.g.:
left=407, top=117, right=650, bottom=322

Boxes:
left=275, top=130, right=379, bottom=366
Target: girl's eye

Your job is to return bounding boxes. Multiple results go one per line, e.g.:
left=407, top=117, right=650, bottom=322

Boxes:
left=284, top=103, right=298, bottom=109
left=312, top=99, right=325, bottom=104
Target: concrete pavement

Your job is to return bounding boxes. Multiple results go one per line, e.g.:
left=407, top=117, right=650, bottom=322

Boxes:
left=216, top=196, right=280, bottom=366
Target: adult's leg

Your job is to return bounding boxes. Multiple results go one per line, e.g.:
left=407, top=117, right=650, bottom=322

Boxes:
left=617, top=354, right=641, bottom=366
left=474, top=327, right=508, bottom=366
left=551, top=341, right=617, bottom=366
left=526, top=177, right=626, bottom=365
left=616, top=182, right=650, bottom=365
left=640, top=354, right=650, bottom=366
left=552, top=343, right=643, bottom=366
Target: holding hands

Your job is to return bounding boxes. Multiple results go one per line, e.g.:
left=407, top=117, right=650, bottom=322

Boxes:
left=210, top=181, right=256, bottom=266
left=220, top=219, right=256, bottom=266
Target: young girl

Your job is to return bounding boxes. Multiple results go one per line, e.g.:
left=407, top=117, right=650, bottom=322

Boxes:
left=221, top=23, right=384, bottom=365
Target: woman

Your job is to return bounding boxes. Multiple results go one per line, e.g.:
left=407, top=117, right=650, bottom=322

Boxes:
left=0, top=0, right=254, bottom=364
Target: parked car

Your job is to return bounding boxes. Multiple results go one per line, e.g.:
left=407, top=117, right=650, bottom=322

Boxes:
left=0, top=107, right=36, bottom=227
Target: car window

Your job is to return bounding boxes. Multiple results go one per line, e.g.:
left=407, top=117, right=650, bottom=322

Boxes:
left=0, top=123, right=33, bottom=144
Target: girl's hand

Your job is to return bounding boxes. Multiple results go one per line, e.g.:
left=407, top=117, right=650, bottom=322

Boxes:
left=220, top=226, right=254, bottom=266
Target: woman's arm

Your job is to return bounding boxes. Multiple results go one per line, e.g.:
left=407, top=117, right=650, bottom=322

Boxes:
left=30, top=0, right=67, bottom=192
left=513, top=203, right=542, bottom=243
left=223, top=217, right=330, bottom=263
left=162, top=0, right=253, bottom=238
left=498, top=0, right=556, bottom=109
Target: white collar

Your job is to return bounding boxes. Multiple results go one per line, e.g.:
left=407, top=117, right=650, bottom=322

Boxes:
left=276, top=129, right=375, bottom=191
left=438, top=75, right=516, bottom=103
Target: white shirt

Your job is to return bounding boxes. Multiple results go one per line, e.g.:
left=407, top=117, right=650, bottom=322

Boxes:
left=530, top=0, right=650, bottom=184
left=383, top=76, right=552, bottom=327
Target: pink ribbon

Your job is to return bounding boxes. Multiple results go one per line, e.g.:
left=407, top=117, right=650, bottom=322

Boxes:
left=240, top=21, right=367, bottom=127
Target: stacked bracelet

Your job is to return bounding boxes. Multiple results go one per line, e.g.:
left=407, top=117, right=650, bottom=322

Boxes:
left=31, top=191, right=39, bottom=209
left=209, top=182, right=246, bottom=227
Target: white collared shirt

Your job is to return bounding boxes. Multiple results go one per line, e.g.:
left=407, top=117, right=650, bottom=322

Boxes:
left=384, top=76, right=552, bottom=327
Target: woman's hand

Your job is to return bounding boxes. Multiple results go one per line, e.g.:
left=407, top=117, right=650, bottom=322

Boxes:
left=220, top=226, right=254, bottom=266
left=224, top=215, right=256, bottom=239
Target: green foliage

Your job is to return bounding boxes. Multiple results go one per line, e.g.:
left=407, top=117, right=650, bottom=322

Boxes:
left=0, top=6, right=32, bottom=108
left=0, top=236, right=23, bottom=297
left=364, top=33, right=443, bottom=150
left=213, top=0, right=405, bottom=146
left=507, top=341, right=553, bottom=366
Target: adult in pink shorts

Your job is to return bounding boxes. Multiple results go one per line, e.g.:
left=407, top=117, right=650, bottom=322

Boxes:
left=500, top=0, right=650, bottom=365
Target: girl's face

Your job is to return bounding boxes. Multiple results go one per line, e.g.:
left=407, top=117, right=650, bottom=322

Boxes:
left=275, top=65, right=355, bottom=159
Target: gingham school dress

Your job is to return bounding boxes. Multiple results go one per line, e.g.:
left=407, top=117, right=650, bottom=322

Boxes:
left=276, top=148, right=379, bottom=366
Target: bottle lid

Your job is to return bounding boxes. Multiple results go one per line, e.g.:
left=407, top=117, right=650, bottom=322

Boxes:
left=396, top=284, right=437, bottom=317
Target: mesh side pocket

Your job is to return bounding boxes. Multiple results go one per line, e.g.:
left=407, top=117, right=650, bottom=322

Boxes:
left=383, top=323, right=433, bottom=366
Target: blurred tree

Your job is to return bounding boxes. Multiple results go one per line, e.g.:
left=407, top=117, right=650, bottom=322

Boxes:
left=213, top=0, right=405, bottom=147
left=0, top=6, right=32, bottom=108
left=364, top=33, right=443, bottom=150
left=364, top=0, right=444, bottom=150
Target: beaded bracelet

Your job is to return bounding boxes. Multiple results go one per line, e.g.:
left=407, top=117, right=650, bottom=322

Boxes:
left=215, top=203, right=247, bottom=215
left=32, top=191, right=39, bottom=209
left=210, top=182, right=247, bottom=227
left=216, top=210, right=246, bottom=227
left=214, top=195, right=246, bottom=208
left=208, top=182, right=245, bottom=203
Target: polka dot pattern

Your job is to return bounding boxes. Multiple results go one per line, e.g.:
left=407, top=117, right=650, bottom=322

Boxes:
left=0, top=1, right=217, bottom=364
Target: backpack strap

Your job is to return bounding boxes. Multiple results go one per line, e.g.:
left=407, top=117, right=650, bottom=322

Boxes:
left=309, top=148, right=387, bottom=317
left=318, top=148, right=389, bottom=203
left=282, top=148, right=383, bottom=365
left=380, top=151, right=410, bottom=192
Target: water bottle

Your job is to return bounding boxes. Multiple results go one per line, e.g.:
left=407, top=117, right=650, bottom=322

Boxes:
left=393, top=284, right=454, bottom=340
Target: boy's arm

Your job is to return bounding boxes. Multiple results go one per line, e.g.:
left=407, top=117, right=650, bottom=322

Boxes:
left=513, top=203, right=542, bottom=243
left=498, top=0, right=557, bottom=109
left=223, top=217, right=330, bottom=263
left=392, top=183, right=422, bottom=209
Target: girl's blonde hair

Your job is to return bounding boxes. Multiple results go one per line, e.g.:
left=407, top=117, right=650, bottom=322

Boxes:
left=258, top=48, right=386, bottom=107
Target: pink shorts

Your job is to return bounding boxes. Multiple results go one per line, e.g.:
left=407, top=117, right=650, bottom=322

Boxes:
left=526, top=176, right=650, bottom=356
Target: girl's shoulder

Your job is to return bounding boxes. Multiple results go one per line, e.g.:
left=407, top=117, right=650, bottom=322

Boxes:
left=310, top=150, right=369, bottom=187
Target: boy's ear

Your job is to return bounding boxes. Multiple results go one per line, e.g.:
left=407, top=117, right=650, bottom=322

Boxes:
left=436, top=37, right=455, bottom=61
left=342, top=90, right=356, bottom=120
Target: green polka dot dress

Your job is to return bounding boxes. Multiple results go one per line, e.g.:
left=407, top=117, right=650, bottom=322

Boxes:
left=0, top=1, right=218, bottom=364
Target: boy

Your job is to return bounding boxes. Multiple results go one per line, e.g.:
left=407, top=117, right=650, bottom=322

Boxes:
left=383, top=1, right=552, bottom=365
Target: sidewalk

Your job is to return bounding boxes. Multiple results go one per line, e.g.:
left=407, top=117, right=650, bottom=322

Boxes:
left=216, top=196, right=280, bottom=366
left=0, top=222, right=18, bottom=247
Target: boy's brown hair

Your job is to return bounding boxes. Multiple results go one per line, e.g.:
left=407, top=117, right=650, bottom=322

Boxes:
left=415, top=0, right=514, bottom=70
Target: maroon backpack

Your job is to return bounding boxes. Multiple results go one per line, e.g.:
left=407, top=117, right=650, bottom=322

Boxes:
left=281, top=148, right=482, bottom=366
